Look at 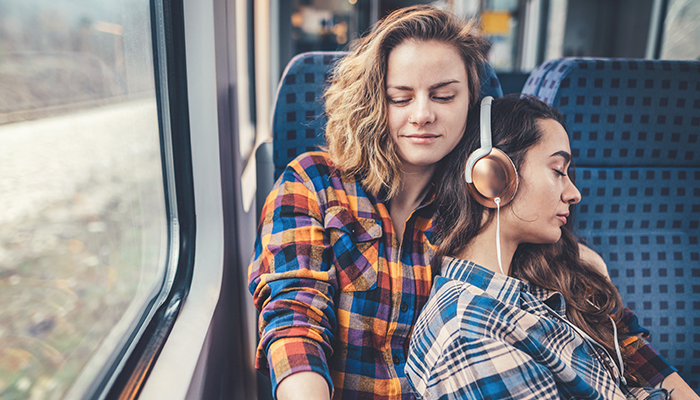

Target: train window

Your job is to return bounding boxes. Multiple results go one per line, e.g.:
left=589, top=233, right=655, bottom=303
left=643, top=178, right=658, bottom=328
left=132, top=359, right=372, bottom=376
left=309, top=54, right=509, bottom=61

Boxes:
left=277, top=0, right=366, bottom=79
left=0, top=0, right=173, bottom=399
left=479, top=0, right=520, bottom=71
left=660, top=0, right=700, bottom=60
left=288, top=1, right=352, bottom=53
left=237, top=0, right=257, bottom=160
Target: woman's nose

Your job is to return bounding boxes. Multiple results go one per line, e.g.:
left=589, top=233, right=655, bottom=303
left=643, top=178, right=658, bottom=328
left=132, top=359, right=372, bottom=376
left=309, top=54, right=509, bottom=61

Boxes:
left=408, top=95, right=436, bottom=126
left=563, top=180, right=582, bottom=204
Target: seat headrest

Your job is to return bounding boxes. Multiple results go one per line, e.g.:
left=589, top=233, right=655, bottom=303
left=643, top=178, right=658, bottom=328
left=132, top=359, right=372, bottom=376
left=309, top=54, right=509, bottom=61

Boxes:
left=525, top=58, right=700, bottom=168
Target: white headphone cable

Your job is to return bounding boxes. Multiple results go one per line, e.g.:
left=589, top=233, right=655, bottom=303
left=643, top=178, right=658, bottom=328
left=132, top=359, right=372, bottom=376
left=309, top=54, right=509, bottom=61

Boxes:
left=587, top=299, right=627, bottom=386
left=495, top=197, right=505, bottom=275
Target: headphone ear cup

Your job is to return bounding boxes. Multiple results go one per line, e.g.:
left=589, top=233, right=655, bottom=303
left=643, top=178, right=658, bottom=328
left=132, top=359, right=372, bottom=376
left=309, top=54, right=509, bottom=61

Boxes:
left=466, top=149, right=518, bottom=208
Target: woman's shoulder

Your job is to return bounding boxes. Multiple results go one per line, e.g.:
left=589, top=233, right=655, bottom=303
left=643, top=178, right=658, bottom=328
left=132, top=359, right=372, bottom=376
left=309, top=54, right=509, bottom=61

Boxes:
left=277, top=151, right=376, bottom=210
left=283, top=151, right=354, bottom=183
left=427, top=276, right=501, bottom=321
left=425, top=274, right=528, bottom=338
left=285, top=150, right=333, bottom=176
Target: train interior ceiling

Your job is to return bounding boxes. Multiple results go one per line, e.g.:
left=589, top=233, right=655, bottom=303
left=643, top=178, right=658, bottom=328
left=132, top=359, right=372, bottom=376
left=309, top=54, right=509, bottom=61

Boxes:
left=0, top=0, right=699, bottom=399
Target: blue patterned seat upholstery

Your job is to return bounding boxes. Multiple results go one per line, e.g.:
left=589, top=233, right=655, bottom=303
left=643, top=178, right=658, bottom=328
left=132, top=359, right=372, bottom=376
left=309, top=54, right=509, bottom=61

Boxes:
left=522, top=58, right=700, bottom=391
left=270, top=51, right=504, bottom=179
left=520, top=58, right=562, bottom=98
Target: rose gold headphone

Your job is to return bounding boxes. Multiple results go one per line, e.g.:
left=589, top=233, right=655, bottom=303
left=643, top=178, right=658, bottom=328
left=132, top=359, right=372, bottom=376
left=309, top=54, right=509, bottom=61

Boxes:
left=464, top=96, right=519, bottom=208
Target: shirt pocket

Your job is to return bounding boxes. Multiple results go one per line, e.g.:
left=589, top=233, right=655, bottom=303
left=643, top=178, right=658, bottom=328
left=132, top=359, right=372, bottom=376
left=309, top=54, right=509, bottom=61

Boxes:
left=324, top=206, right=383, bottom=292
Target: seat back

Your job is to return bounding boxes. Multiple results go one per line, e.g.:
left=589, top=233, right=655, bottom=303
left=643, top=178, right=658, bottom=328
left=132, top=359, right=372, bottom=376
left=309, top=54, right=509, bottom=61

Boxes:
left=520, top=58, right=562, bottom=98
left=270, top=51, right=504, bottom=179
left=523, top=58, right=700, bottom=390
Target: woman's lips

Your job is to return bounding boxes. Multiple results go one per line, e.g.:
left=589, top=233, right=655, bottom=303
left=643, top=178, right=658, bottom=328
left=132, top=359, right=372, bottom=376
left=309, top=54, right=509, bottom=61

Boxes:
left=557, top=213, right=569, bottom=225
left=404, top=133, right=439, bottom=144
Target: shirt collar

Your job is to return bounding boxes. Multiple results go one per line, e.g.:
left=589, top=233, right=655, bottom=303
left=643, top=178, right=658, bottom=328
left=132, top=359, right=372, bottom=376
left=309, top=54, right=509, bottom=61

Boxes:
left=529, top=285, right=567, bottom=315
left=440, top=256, right=529, bottom=307
left=377, top=182, right=436, bottom=207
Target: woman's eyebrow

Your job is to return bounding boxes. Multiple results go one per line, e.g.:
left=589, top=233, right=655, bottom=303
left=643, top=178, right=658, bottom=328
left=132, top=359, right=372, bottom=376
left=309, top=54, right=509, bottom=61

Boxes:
left=386, top=84, right=412, bottom=91
left=551, top=150, right=571, bottom=163
left=386, top=80, right=460, bottom=92
left=429, top=80, right=460, bottom=90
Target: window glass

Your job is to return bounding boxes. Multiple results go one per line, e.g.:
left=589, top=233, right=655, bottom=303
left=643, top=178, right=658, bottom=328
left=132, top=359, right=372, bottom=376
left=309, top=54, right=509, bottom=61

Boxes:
left=278, top=0, right=359, bottom=77
left=0, top=0, right=168, bottom=398
left=237, top=0, right=256, bottom=160
left=480, top=0, right=519, bottom=71
left=660, top=0, right=700, bottom=60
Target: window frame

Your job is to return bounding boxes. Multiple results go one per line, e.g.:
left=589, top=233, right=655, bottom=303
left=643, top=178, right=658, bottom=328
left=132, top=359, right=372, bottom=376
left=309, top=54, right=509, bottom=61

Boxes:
left=97, top=0, right=197, bottom=397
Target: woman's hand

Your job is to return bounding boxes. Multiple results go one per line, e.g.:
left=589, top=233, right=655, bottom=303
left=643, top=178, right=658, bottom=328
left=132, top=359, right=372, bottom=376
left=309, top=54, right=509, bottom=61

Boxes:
left=277, top=371, right=331, bottom=400
left=659, top=372, right=700, bottom=400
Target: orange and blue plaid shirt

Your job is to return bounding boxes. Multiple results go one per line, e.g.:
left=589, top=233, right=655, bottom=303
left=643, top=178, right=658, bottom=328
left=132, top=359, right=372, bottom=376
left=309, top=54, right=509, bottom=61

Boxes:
left=249, top=152, right=435, bottom=399
left=248, top=152, right=675, bottom=400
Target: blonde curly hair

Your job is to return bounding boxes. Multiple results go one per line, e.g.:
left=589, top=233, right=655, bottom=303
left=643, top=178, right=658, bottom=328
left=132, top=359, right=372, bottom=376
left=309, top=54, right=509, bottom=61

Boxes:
left=324, top=5, right=488, bottom=199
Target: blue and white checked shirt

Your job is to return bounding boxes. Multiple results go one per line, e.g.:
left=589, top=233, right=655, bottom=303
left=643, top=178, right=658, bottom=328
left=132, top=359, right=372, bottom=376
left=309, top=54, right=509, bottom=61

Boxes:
left=406, top=257, right=668, bottom=400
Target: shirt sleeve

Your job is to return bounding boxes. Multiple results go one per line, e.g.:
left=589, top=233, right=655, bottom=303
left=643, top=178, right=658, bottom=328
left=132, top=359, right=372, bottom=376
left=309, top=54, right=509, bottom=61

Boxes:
left=409, top=336, right=561, bottom=400
left=616, top=307, right=678, bottom=387
left=248, top=162, right=338, bottom=398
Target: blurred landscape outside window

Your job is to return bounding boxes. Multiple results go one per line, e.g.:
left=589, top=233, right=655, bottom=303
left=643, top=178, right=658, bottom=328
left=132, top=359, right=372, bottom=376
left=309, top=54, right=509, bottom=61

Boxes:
left=660, top=0, right=700, bottom=61
left=0, top=0, right=169, bottom=399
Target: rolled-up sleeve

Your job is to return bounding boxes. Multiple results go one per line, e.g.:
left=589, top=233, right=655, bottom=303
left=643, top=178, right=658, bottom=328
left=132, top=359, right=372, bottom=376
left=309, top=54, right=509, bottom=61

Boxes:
left=616, top=308, right=678, bottom=387
left=248, top=162, right=338, bottom=396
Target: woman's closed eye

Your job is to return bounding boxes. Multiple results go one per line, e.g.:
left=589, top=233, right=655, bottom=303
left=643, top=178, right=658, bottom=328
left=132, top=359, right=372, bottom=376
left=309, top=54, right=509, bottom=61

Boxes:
left=388, top=97, right=411, bottom=105
left=433, top=95, right=455, bottom=102
left=553, top=168, right=566, bottom=177
left=388, top=95, right=455, bottom=104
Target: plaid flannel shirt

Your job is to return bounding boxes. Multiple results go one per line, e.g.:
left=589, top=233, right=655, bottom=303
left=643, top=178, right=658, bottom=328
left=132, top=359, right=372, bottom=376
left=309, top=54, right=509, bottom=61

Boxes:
left=249, top=152, right=675, bottom=400
left=249, top=152, right=436, bottom=399
left=406, top=257, right=676, bottom=400
left=615, top=308, right=678, bottom=388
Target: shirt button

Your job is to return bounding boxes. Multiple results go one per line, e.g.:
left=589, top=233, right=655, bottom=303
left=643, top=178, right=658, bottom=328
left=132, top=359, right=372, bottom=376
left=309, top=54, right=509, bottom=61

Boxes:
left=393, top=354, right=401, bottom=365
left=400, top=302, right=409, bottom=313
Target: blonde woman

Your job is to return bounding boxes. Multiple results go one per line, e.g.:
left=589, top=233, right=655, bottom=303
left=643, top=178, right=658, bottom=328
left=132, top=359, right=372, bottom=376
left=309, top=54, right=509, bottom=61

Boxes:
left=249, top=6, right=487, bottom=400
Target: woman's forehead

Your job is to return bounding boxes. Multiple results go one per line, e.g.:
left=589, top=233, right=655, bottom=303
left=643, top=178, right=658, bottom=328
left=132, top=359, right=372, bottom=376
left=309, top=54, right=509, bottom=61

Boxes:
left=530, top=119, right=571, bottom=159
left=385, top=40, right=466, bottom=86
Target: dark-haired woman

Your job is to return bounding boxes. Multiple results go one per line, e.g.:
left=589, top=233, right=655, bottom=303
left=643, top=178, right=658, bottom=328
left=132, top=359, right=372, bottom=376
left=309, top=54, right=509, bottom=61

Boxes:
left=406, top=95, right=698, bottom=400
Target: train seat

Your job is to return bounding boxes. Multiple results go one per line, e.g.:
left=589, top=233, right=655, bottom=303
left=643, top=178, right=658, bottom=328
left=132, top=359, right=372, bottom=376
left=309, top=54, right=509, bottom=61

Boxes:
left=522, top=57, right=700, bottom=390
left=520, top=58, right=563, bottom=99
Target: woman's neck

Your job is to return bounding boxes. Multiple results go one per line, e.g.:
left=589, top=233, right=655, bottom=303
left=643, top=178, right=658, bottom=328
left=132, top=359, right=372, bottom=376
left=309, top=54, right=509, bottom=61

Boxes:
left=454, top=220, right=519, bottom=276
left=388, top=167, right=434, bottom=241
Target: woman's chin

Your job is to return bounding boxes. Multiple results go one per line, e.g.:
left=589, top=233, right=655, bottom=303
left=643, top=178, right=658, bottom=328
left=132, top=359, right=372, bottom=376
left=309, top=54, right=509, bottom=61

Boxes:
left=527, top=231, right=563, bottom=245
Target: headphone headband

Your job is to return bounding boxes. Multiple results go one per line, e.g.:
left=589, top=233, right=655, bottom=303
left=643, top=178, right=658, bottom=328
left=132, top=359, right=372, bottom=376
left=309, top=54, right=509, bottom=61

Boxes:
left=479, top=96, right=493, bottom=152
left=465, top=96, right=495, bottom=183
